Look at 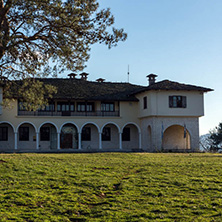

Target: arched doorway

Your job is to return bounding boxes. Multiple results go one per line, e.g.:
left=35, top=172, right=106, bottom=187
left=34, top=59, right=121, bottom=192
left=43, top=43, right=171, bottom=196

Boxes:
left=81, top=123, right=99, bottom=150
left=39, top=123, right=58, bottom=150
left=101, top=123, right=119, bottom=150
left=60, top=124, right=78, bottom=149
left=17, top=122, right=37, bottom=151
left=0, top=122, right=15, bottom=151
left=122, top=123, right=139, bottom=150
left=162, top=125, right=191, bottom=150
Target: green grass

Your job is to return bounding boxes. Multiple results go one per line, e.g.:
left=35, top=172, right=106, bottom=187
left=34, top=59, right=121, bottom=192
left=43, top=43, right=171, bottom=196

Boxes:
left=0, top=153, right=222, bottom=221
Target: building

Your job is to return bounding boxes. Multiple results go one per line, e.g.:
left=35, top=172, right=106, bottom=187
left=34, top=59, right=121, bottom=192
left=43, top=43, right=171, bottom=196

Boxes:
left=0, top=74, right=213, bottom=152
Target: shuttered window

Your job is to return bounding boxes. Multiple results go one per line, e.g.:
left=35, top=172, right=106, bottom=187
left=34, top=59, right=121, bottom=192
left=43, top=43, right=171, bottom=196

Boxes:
left=169, top=96, right=186, bottom=108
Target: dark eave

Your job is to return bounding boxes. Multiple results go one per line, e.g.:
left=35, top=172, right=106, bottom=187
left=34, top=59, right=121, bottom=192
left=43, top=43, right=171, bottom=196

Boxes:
left=5, top=78, right=213, bottom=101
left=132, top=80, right=213, bottom=95
left=8, top=78, right=143, bottom=101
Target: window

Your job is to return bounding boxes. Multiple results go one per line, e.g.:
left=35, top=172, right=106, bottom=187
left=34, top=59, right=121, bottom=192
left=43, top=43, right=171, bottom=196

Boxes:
left=77, top=102, right=94, bottom=112
left=143, top=96, right=147, bottom=109
left=81, top=127, right=91, bottom=141
left=169, top=96, right=186, bottom=108
left=18, top=101, right=26, bottom=111
left=57, top=102, right=75, bottom=112
left=77, top=102, right=85, bottom=112
left=102, top=127, right=111, bottom=141
left=0, top=127, right=8, bottom=141
left=122, top=127, right=130, bottom=141
left=86, top=103, right=94, bottom=112
left=19, top=127, right=29, bottom=141
left=101, top=102, right=115, bottom=112
left=18, top=100, right=55, bottom=112
left=40, top=127, right=50, bottom=141
left=39, top=103, right=55, bottom=112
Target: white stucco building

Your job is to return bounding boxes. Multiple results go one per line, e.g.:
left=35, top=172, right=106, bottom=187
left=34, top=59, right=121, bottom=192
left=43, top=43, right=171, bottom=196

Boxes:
left=0, top=74, right=212, bottom=152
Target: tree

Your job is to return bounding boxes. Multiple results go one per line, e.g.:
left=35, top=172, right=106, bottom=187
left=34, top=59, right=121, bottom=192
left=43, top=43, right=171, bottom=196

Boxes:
left=209, top=122, right=222, bottom=152
left=0, top=0, right=127, bottom=110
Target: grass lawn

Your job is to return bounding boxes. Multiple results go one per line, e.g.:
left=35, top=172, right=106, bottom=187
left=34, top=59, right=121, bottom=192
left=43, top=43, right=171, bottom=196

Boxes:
left=0, top=153, right=222, bottom=221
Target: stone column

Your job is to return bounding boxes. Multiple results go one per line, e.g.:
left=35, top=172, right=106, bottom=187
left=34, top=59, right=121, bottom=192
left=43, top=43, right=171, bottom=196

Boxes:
left=57, top=132, right=60, bottom=150
left=139, top=132, right=142, bottom=149
left=99, top=132, right=102, bottom=149
left=36, top=132, right=39, bottom=150
left=78, top=133, right=81, bottom=150
left=14, top=132, right=18, bottom=150
left=119, top=132, right=122, bottom=150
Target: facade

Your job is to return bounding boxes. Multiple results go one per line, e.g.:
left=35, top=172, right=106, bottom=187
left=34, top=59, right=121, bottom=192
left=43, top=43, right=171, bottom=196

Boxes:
left=0, top=74, right=212, bottom=152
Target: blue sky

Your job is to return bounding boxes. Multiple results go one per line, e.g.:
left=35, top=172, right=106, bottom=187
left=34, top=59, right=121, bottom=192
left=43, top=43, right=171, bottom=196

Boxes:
left=65, top=0, right=222, bottom=135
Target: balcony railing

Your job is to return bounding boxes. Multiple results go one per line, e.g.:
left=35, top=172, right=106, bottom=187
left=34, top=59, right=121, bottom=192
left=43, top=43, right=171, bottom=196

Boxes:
left=18, top=110, right=120, bottom=117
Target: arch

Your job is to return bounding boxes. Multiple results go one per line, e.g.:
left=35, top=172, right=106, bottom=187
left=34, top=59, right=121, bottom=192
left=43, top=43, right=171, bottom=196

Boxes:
left=101, top=122, right=120, bottom=150
left=0, top=121, right=15, bottom=151
left=38, top=122, right=58, bottom=150
left=16, top=121, right=37, bottom=133
left=60, top=123, right=78, bottom=149
left=59, top=122, right=79, bottom=134
left=121, top=122, right=141, bottom=134
left=122, top=122, right=141, bottom=150
left=162, top=124, right=191, bottom=150
left=101, top=122, right=121, bottom=133
left=80, top=122, right=100, bottom=150
left=17, top=121, right=37, bottom=151
left=80, top=122, right=100, bottom=133
left=38, top=121, right=59, bottom=133
left=0, top=121, right=15, bottom=132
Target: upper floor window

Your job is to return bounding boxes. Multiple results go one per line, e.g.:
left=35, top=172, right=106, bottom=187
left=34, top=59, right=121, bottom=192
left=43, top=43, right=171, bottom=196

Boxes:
left=77, top=102, right=94, bottom=112
left=18, top=100, right=55, bottom=111
left=101, top=102, right=115, bottom=112
left=57, top=102, right=75, bottom=112
left=143, top=96, right=147, bottom=109
left=40, top=103, right=55, bottom=112
left=18, top=101, right=26, bottom=111
left=169, top=96, right=186, bottom=108
left=0, top=127, right=8, bottom=141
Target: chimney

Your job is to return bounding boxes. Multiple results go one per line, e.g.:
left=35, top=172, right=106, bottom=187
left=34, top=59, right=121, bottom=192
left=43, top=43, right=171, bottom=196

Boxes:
left=96, top=78, right=105, bottom=83
left=80, top=72, right=89, bottom=81
left=147, top=73, right=157, bottom=86
left=68, top=73, right=77, bottom=79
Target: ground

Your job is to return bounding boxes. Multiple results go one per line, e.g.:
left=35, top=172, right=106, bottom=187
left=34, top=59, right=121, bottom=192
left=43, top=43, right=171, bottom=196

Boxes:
left=0, top=153, right=222, bottom=221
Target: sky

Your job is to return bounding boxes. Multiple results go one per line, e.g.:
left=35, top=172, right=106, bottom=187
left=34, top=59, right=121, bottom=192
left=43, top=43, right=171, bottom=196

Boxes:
left=63, top=0, right=222, bottom=135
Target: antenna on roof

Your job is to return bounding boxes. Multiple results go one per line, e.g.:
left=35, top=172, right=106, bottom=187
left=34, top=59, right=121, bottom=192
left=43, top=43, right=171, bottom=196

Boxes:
left=127, top=65, right=130, bottom=83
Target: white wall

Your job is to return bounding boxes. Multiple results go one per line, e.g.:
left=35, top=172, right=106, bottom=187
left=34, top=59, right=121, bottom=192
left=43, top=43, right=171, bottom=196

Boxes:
left=141, top=116, right=199, bottom=152
left=137, top=90, right=204, bottom=118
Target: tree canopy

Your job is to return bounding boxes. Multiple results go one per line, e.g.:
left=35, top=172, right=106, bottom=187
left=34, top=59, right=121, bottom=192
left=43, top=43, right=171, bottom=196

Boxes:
left=209, top=122, right=222, bottom=152
left=0, top=0, right=127, bottom=77
left=0, top=0, right=127, bottom=110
